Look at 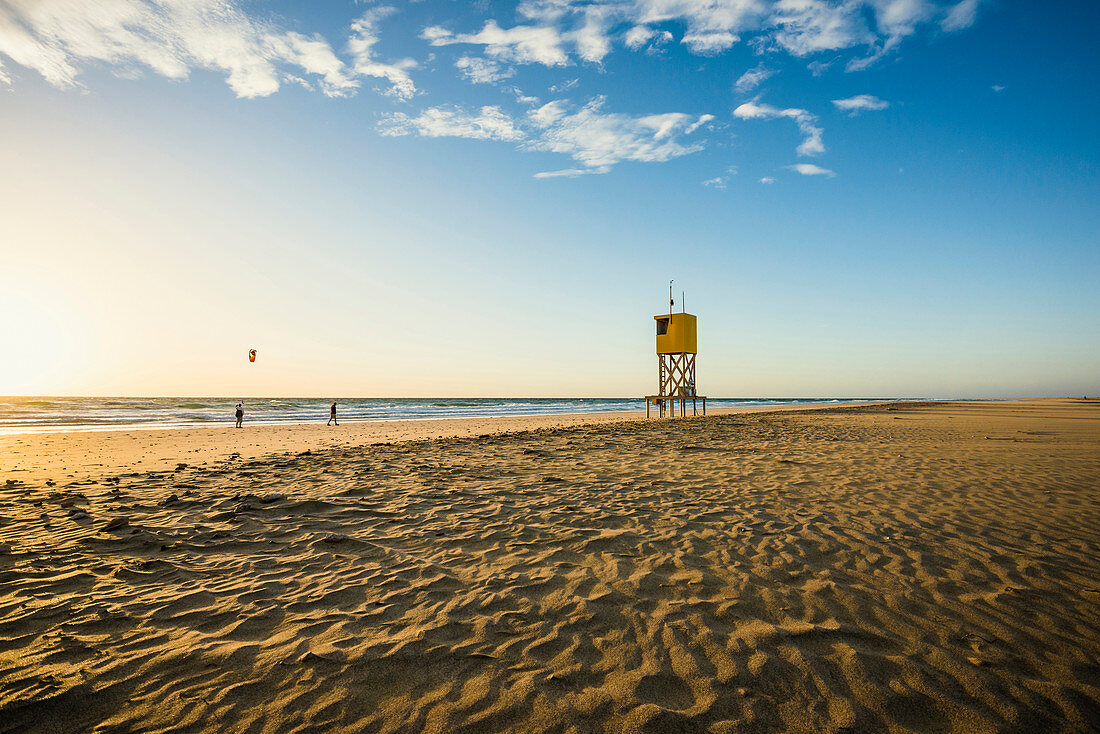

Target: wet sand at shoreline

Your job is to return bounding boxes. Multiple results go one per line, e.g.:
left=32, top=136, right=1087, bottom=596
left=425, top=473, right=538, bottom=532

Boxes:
left=0, top=402, right=863, bottom=487
left=1, top=399, right=1098, bottom=732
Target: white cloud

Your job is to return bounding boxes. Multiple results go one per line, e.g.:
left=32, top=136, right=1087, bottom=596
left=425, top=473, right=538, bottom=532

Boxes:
left=845, top=0, right=931, bottom=70
left=348, top=7, right=417, bottom=100
left=528, top=97, right=713, bottom=172
left=518, top=0, right=763, bottom=58
left=682, top=31, right=740, bottom=55
left=534, top=167, right=609, bottom=178
left=832, top=93, right=889, bottom=113
left=624, top=25, right=656, bottom=49
left=789, top=162, right=835, bottom=176
left=379, top=105, right=526, bottom=141
left=734, top=100, right=824, bottom=155
left=430, top=0, right=971, bottom=74
left=991, top=84, right=1004, bottom=92
left=760, top=176, right=776, bottom=184
left=872, top=0, right=932, bottom=41
left=734, top=63, right=774, bottom=93
left=512, top=87, right=541, bottom=105
left=570, top=8, right=614, bottom=62
left=271, top=33, right=359, bottom=98
left=0, top=1, right=988, bottom=102
left=771, top=0, right=873, bottom=56
left=0, top=0, right=432, bottom=99
left=0, top=0, right=371, bottom=98
left=624, top=26, right=674, bottom=52
left=454, top=55, right=514, bottom=84
left=703, top=166, right=738, bottom=189
left=732, top=101, right=776, bottom=121
left=685, top=114, right=716, bottom=134
left=942, top=0, right=982, bottom=31
left=625, top=0, right=766, bottom=47
left=377, top=96, right=712, bottom=176
left=422, top=20, right=570, bottom=66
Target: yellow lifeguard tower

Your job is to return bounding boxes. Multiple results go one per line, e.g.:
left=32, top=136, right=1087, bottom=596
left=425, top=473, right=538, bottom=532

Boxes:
left=646, top=287, right=706, bottom=418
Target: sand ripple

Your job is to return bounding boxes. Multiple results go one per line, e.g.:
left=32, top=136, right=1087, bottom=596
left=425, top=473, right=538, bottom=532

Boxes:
left=1, top=401, right=1099, bottom=732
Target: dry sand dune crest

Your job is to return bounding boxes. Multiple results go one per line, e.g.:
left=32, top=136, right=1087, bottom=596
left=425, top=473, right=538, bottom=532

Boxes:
left=1, top=400, right=1099, bottom=732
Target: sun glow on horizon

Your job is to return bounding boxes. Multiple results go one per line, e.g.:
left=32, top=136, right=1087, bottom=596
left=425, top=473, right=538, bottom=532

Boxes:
left=0, top=277, right=84, bottom=395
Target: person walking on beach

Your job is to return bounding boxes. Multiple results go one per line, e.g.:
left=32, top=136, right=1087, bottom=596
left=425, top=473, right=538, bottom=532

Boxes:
left=328, top=401, right=338, bottom=426
left=235, top=402, right=244, bottom=428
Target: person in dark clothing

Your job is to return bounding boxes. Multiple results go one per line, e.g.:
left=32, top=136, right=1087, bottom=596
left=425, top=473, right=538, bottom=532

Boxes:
left=235, top=402, right=244, bottom=428
left=328, top=402, right=338, bottom=426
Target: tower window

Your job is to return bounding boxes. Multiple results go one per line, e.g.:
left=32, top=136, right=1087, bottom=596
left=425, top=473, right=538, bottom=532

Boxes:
left=656, top=318, right=669, bottom=335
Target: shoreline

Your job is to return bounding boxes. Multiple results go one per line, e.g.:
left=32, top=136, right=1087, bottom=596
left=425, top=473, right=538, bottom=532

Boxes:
left=0, top=398, right=925, bottom=437
left=2, top=400, right=923, bottom=486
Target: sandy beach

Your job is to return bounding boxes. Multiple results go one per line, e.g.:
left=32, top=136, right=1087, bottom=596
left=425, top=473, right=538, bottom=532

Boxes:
left=1, top=399, right=1098, bottom=732
left=0, top=402, right=857, bottom=488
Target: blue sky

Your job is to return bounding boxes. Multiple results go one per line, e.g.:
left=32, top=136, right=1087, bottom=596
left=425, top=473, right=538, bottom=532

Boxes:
left=0, top=0, right=1097, bottom=398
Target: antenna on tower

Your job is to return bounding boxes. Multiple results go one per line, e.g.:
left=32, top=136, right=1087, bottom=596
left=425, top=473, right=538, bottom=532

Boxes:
left=682, top=291, right=685, bottom=314
left=669, top=280, right=674, bottom=313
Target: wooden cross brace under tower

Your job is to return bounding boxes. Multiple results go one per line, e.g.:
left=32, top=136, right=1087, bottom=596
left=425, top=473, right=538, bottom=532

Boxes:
left=658, top=352, right=696, bottom=398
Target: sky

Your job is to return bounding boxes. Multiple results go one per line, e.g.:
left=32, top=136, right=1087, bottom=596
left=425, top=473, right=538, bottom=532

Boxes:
left=0, top=0, right=1097, bottom=399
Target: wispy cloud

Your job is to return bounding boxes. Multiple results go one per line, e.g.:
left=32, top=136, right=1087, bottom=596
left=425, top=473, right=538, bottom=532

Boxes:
left=454, top=55, right=514, bottom=84
left=0, top=1, right=990, bottom=104
left=682, top=31, right=741, bottom=55
left=377, top=95, right=713, bottom=176
left=832, top=94, right=889, bottom=114
left=991, top=84, right=1004, bottom=92
left=534, top=167, right=608, bottom=178
left=0, top=1, right=991, bottom=184
left=735, top=64, right=774, bottom=94
left=379, top=105, right=526, bottom=141
left=424, top=1, right=976, bottom=74
left=528, top=98, right=714, bottom=173
left=760, top=176, right=776, bottom=184
left=844, top=0, right=932, bottom=71
left=623, top=25, right=672, bottom=51
left=0, top=0, right=374, bottom=98
left=789, top=162, right=835, bottom=176
left=771, top=0, right=874, bottom=56
left=942, top=0, right=983, bottom=31
left=422, top=20, right=571, bottom=66
left=703, top=166, right=738, bottom=189
left=734, top=100, right=824, bottom=156
left=348, top=7, right=417, bottom=100
left=549, top=78, right=579, bottom=93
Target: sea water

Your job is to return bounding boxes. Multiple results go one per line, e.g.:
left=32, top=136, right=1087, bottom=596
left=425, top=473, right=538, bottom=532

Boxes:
left=0, top=397, right=927, bottom=435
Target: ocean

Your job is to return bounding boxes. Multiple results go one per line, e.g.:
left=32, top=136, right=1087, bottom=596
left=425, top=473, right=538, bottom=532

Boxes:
left=0, top=397, right=925, bottom=435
